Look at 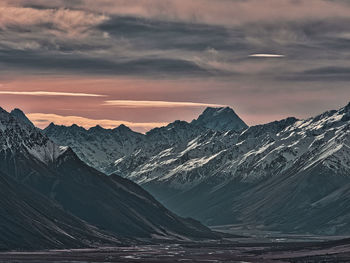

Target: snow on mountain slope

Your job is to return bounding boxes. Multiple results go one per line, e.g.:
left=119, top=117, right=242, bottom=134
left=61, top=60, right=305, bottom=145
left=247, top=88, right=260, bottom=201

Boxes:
left=0, top=107, right=66, bottom=164
left=44, top=103, right=350, bottom=193
left=43, top=107, right=238, bottom=173
left=43, top=102, right=350, bottom=234
left=44, top=123, right=144, bottom=172
left=116, top=105, right=350, bottom=189
left=110, top=103, right=350, bottom=234
left=109, top=117, right=302, bottom=189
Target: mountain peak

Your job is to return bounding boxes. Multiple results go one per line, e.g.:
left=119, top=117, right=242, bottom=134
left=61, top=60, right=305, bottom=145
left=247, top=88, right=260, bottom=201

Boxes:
left=203, top=106, right=233, bottom=114
left=47, top=122, right=57, bottom=128
left=89, top=125, right=105, bottom=132
left=10, top=108, right=35, bottom=128
left=191, top=106, right=248, bottom=132
left=113, top=124, right=132, bottom=133
left=44, top=122, right=64, bottom=133
left=339, top=102, right=350, bottom=121
left=69, top=124, right=86, bottom=131
left=343, top=101, right=350, bottom=112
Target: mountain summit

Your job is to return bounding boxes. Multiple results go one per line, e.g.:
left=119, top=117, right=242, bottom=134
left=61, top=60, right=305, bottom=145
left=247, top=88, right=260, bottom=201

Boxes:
left=10, top=108, right=35, bottom=128
left=191, top=107, right=248, bottom=132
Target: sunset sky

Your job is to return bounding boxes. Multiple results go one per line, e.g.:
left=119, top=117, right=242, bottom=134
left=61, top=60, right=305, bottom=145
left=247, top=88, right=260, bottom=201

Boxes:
left=0, top=0, right=349, bottom=132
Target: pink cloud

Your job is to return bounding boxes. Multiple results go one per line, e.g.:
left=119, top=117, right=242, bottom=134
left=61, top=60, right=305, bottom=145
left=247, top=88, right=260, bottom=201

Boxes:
left=27, top=113, right=168, bottom=133
left=103, top=100, right=226, bottom=108
left=0, top=76, right=349, bottom=132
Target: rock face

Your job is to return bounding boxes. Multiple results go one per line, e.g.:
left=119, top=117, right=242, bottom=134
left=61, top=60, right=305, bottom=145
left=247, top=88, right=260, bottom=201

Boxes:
left=44, top=103, right=350, bottom=235
left=0, top=107, right=218, bottom=250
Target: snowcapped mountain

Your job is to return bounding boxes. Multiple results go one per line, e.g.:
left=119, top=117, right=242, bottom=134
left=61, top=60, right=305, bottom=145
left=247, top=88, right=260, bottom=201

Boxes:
left=44, top=106, right=246, bottom=174
left=0, top=107, right=218, bottom=250
left=138, top=103, right=350, bottom=234
left=114, top=103, right=349, bottom=186
left=44, top=122, right=144, bottom=172
left=0, top=108, right=67, bottom=165
left=44, top=103, right=350, bottom=235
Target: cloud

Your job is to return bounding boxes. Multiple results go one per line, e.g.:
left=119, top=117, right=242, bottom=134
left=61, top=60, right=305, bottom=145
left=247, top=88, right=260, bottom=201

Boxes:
left=0, top=48, right=211, bottom=77
left=5, top=0, right=350, bottom=26
left=1, top=1, right=349, bottom=79
left=27, top=113, right=168, bottom=133
left=0, top=91, right=106, bottom=97
left=249, top=54, right=285, bottom=58
left=282, top=66, right=350, bottom=81
left=0, top=0, right=349, bottom=125
left=103, top=100, right=227, bottom=108
left=0, top=5, right=108, bottom=38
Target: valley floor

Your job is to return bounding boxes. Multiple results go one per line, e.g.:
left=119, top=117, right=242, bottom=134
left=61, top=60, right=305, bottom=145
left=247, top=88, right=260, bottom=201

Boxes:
left=1, top=229, right=350, bottom=263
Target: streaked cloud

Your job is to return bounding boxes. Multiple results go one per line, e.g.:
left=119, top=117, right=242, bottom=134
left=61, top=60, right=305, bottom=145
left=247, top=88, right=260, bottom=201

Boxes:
left=6, top=0, right=350, bottom=27
left=27, top=113, right=168, bottom=133
left=0, top=5, right=108, bottom=38
left=0, top=91, right=106, bottom=97
left=249, top=54, right=285, bottom=58
left=103, top=100, right=227, bottom=108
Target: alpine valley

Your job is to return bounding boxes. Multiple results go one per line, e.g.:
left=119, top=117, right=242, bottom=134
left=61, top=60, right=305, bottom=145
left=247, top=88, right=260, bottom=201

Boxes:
left=45, top=103, right=350, bottom=236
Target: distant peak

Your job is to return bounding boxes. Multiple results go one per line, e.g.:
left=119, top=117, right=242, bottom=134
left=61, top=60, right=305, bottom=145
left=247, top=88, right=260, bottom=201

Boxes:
left=11, top=108, right=23, bottom=113
left=343, top=101, right=350, bottom=112
left=10, top=108, right=35, bottom=128
left=113, top=124, right=141, bottom=135
left=192, top=106, right=248, bottom=132
left=205, top=106, right=230, bottom=111
left=114, top=124, right=131, bottom=131
left=45, top=122, right=75, bottom=129
left=68, top=124, right=86, bottom=132
left=339, top=102, right=350, bottom=122
left=90, top=124, right=104, bottom=130
left=202, top=106, right=235, bottom=115
left=171, top=120, right=188, bottom=125
left=47, top=122, right=57, bottom=128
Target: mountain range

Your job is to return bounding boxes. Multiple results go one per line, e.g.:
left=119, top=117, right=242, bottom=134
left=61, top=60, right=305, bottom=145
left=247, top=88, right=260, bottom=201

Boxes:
left=0, top=107, right=219, bottom=250
left=45, top=103, right=350, bottom=235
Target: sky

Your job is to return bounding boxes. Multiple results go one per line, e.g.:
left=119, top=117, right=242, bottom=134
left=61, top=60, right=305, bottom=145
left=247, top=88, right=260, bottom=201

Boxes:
left=0, top=0, right=349, bottom=133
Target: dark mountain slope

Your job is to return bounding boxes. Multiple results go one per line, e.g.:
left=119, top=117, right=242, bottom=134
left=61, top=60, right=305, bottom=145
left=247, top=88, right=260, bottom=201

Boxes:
left=233, top=150, right=350, bottom=235
left=49, top=148, right=216, bottom=239
left=0, top=170, right=119, bottom=251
